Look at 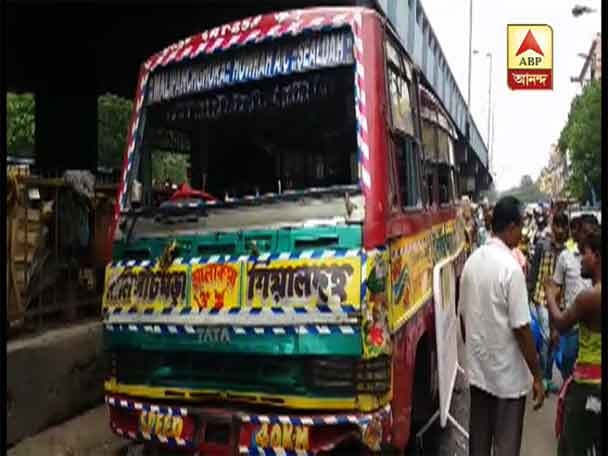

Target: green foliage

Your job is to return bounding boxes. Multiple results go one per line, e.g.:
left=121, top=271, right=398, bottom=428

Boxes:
left=520, top=175, right=534, bottom=188
left=98, top=93, right=133, bottom=168
left=559, top=80, right=601, bottom=202
left=7, top=92, right=188, bottom=185
left=500, top=178, right=549, bottom=204
left=7, top=92, right=35, bottom=156
left=151, top=151, right=189, bottom=185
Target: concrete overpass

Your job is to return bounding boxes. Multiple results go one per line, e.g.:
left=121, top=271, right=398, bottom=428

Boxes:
left=6, top=0, right=492, bottom=195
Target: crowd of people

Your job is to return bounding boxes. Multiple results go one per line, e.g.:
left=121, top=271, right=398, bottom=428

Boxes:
left=459, top=196, right=602, bottom=456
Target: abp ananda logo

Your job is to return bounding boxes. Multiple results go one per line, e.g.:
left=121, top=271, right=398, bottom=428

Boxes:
left=507, top=24, right=553, bottom=90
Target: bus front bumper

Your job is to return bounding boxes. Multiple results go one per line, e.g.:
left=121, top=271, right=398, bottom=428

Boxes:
left=106, top=394, right=392, bottom=455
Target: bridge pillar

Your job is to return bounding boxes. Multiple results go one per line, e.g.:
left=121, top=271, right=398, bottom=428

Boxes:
left=35, top=91, right=98, bottom=173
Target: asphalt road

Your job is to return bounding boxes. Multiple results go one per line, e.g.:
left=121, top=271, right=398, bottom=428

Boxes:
left=436, top=321, right=561, bottom=456
left=521, top=377, right=560, bottom=456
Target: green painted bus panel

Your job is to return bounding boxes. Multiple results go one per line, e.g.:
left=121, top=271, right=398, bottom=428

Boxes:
left=104, top=330, right=362, bottom=357
left=112, top=225, right=362, bottom=261
left=112, top=355, right=354, bottom=398
left=108, top=225, right=363, bottom=397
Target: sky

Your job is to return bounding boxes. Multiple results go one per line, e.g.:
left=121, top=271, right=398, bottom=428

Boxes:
left=421, top=0, right=602, bottom=191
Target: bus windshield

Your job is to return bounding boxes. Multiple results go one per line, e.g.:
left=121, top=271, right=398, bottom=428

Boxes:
left=121, top=28, right=363, bottom=240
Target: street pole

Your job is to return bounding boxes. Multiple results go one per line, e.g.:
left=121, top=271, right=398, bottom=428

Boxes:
left=467, top=0, right=473, bottom=107
left=486, top=53, right=492, bottom=156
left=474, top=49, right=493, bottom=174
left=490, top=102, right=495, bottom=175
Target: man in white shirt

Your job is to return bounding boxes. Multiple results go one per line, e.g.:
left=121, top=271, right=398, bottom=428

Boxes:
left=460, top=196, right=544, bottom=456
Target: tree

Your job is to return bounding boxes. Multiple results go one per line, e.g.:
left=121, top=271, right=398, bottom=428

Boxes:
left=98, top=93, right=133, bottom=169
left=7, top=92, right=35, bottom=156
left=500, top=176, right=549, bottom=204
left=520, top=175, right=534, bottom=188
left=559, top=80, right=601, bottom=203
left=151, top=150, right=189, bottom=185
left=6, top=92, right=184, bottom=183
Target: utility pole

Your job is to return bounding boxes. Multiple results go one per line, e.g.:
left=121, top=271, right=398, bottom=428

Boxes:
left=467, top=0, right=473, bottom=107
left=474, top=49, right=493, bottom=174
left=490, top=102, right=495, bottom=175
left=486, top=52, right=493, bottom=158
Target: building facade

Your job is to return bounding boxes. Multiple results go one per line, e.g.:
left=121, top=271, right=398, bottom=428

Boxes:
left=538, top=143, right=568, bottom=199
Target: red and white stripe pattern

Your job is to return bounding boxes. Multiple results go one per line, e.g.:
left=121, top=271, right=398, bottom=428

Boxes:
left=351, top=12, right=370, bottom=197
left=111, top=423, right=188, bottom=447
left=115, top=8, right=370, bottom=218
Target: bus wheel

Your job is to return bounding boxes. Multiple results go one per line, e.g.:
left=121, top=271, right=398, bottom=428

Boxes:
left=408, top=337, right=439, bottom=454
left=411, top=337, right=437, bottom=427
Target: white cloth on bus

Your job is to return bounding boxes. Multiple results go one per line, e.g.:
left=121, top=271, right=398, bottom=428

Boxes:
left=459, top=237, right=533, bottom=399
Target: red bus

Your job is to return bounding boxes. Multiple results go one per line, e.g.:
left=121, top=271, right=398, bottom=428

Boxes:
left=103, top=6, right=467, bottom=454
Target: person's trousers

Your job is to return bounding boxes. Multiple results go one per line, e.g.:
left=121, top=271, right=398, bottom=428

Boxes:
left=532, top=304, right=555, bottom=380
left=558, top=328, right=579, bottom=381
left=469, top=385, right=527, bottom=456
left=558, top=381, right=602, bottom=455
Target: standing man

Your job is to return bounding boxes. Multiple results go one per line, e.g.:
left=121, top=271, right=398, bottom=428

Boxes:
left=477, top=204, right=493, bottom=246
left=564, top=216, right=581, bottom=253
left=528, top=209, right=567, bottom=393
left=460, top=196, right=544, bottom=456
left=579, top=214, right=600, bottom=241
left=551, top=213, right=591, bottom=380
left=544, top=226, right=602, bottom=455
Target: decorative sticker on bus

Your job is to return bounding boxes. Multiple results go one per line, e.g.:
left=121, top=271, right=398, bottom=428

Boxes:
left=361, top=416, right=384, bottom=452
left=362, top=251, right=391, bottom=358
left=389, top=231, right=433, bottom=331
left=251, top=423, right=310, bottom=451
left=246, top=257, right=361, bottom=308
left=432, top=221, right=458, bottom=262
left=147, top=28, right=354, bottom=104
left=103, top=264, right=189, bottom=311
left=103, top=253, right=365, bottom=313
left=191, top=263, right=241, bottom=310
left=139, top=410, right=185, bottom=441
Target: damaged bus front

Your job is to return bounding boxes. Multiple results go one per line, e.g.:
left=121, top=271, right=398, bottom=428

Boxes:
left=103, top=7, right=465, bottom=455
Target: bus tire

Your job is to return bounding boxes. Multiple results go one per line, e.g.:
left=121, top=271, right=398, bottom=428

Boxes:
left=410, top=335, right=439, bottom=430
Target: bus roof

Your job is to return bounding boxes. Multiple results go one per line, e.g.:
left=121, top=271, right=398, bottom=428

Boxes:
left=143, top=7, right=373, bottom=72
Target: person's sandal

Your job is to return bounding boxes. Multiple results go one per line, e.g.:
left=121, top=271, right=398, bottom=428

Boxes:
left=547, top=380, right=560, bottom=394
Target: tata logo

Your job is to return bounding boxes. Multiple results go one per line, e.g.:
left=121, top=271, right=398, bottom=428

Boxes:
left=197, top=327, right=231, bottom=344
left=507, top=24, right=553, bottom=90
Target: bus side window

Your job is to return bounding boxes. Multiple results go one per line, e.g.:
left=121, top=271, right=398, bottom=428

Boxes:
left=384, top=37, right=422, bottom=209
left=421, top=119, right=438, bottom=207
left=436, top=128, right=456, bottom=205
left=425, top=161, right=438, bottom=207
left=393, top=136, right=422, bottom=209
